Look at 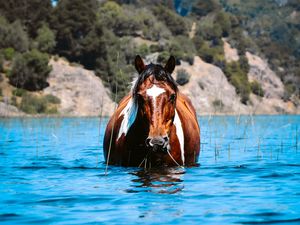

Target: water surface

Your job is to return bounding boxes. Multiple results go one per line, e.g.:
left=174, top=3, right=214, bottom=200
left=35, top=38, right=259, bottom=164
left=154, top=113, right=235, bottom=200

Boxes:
left=0, top=115, right=299, bottom=224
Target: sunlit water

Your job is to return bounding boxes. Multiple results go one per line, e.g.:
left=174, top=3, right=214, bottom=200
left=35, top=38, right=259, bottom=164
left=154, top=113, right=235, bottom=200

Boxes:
left=0, top=116, right=299, bottom=225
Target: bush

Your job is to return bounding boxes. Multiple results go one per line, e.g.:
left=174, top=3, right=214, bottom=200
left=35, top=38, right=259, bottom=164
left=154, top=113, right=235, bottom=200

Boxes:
left=3, top=47, right=15, bottom=60
left=19, top=93, right=60, bottom=114
left=10, top=96, right=17, bottom=106
left=176, top=69, right=191, bottom=86
left=135, top=44, right=149, bottom=58
left=212, top=99, right=224, bottom=109
left=44, top=94, right=61, bottom=104
left=34, top=24, right=56, bottom=53
left=152, top=5, right=189, bottom=36
left=224, top=61, right=251, bottom=104
left=169, top=36, right=196, bottom=65
left=9, top=49, right=51, bottom=91
left=197, top=41, right=225, bottom=65
left=0, top=18, right=29, bottom=52
left=157, top=51, right=170, bottom=64
left=12, top=88, right=26, bottom=97
left=19, top=93, right=47, bottom=114
left=250, top=80, right=264, bottom=97
left=283, top=83, right=296, bottom=101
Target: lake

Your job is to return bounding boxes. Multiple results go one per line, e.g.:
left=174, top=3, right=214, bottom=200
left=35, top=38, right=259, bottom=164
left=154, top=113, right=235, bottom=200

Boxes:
left=0, top=115, right=299, bottom=224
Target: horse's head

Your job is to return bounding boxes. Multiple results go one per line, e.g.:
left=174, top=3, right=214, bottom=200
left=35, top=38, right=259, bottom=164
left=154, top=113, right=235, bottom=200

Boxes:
left=133, top=55, right=177, bottom=152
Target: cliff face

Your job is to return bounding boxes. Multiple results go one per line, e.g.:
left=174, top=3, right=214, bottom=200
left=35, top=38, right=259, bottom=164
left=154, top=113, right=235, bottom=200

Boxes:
left=173, top=41, right=300, bottom=115
left=175, top=56, right=249, bottom=114
left=43, top=59, right=116, bottom=116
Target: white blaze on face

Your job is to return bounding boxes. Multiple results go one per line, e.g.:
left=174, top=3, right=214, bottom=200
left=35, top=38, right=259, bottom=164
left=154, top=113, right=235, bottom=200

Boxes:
left=146, top=85, right=165, bottom=108
left=174, top=110, right=185, bottom=165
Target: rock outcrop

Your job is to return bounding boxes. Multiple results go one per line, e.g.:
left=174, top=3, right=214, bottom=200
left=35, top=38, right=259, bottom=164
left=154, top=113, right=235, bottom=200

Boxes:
left=175, top=57, right=250, bottom=114
left=43, top=59, right=116, bottom=116
left=174, top=53, right=300, bottom=115
left=223, top=39, right=239, bottom=63
left=0, top=102, right=25, bottom=117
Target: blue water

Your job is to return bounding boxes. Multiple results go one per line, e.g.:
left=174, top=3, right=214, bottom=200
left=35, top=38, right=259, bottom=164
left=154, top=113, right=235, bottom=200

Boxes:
left=0, top=116, right=299, bottom=225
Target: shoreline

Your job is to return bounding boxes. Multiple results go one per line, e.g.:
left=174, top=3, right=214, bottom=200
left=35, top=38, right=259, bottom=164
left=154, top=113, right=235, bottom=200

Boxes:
left=1, top=113, right=299, bottom=119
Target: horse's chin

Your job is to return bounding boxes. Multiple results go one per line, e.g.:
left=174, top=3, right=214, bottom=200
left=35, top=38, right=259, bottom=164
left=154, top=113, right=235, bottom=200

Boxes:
left=150, top=145, right=169, bottom=154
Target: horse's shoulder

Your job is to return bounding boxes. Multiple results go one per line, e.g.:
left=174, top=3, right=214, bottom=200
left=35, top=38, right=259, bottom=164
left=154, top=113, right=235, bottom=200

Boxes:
left=176, top=92, right=200, bottom=135
left=176, top=92, right=197, bottom=118
left=106, top=94, right=131, bottom=131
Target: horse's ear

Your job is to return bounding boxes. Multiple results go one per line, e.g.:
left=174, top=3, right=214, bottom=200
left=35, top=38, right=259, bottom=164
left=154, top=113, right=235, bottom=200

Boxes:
left=135, top=55, right=145, bottom=74
left=164, top=56, right=176, bottom=74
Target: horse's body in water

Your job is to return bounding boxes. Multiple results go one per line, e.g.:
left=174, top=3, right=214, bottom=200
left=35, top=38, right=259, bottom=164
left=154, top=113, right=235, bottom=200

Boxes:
left=104, top=56, right=200, bottom=167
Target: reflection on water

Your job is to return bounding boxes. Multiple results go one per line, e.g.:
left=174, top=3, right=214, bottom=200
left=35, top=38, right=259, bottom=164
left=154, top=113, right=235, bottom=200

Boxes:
left=129, top=167, right=186, bottom=194
left=0, top=116, right=300, bottom=224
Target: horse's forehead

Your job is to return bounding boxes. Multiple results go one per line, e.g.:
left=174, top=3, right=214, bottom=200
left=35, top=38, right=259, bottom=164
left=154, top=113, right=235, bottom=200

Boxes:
left=146, top=84, right=166, bottom=99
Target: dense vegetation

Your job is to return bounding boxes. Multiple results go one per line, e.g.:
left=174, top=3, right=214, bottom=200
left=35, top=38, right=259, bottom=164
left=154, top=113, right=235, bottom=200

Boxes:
left=0, top=0, right=298, bottom=106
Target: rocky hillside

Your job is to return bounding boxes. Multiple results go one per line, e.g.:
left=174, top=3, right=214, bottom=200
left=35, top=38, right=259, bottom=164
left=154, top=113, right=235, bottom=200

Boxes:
left=1, top=44, right=299, bottom=117
left=174, top=41, right=299, bottom=115
left=44, top=58, right=115, bottom=116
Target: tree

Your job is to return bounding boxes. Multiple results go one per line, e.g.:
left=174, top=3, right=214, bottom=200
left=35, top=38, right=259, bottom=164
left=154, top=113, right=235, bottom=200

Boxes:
left=9, top=50, right=52, bottom=91
left=34, top=24, right=56, bottom=53
left=0, top=0, right=53, bottom=37
left=152, top=5, right=189, bottom=36
left=0, top=17, right=29, bottom=52
left=52, top=0, right=98, bottom=61
left=192, top=0, right=221, bottom=17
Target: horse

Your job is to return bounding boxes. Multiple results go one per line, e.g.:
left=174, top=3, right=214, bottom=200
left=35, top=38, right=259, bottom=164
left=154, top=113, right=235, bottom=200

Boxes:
left=103, top=55, right=200, bottom=167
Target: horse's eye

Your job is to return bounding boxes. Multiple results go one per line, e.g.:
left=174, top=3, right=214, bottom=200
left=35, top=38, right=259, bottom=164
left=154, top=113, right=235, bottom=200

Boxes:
left=170, top=94, right=176, bottom=103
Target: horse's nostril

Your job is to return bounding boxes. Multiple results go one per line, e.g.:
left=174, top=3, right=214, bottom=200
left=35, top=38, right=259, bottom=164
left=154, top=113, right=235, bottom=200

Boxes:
left=163, top=136, right=169, bottom=143
left=150, top=137, right=165, bottom=146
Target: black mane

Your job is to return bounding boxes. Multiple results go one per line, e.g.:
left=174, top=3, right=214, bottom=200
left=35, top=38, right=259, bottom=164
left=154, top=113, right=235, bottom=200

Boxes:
left=132, top=63, right=178, bottom=101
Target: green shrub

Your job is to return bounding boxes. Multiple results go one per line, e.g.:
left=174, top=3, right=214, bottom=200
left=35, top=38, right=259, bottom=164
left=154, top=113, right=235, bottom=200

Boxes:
left=169, top=36, right=196, bottom=65
left=212, top=99, right=224, bottom=109
left=19, top=93, right=60, bottom=114
left=283, top=83, right=296, bottom=101
left=135, top=44, right=150, bottom=58
left=34, top=24, right=56, bottom=53
left=197, top=41, right=225, bottom=65
left=44, top=94, right=61, bottom=104
left=0, top=18, right=29, bottom=52
left=12, top=88, right=26, bottom=97
left=149, top=44, right=161, bottom=53
left=9, top=49, right=51, bottom=91
left=176, top=69, right=191, bottom=86
left=231, top=73, right=251, bottom=104
left=10, top=96, right=17, bottom=106
left=53, top=55, right=59, bottom=62
left=45, top=106, right=58, bottom=114
left=250, top=80, right=264, bottom=97
left=157, top=51, right=170, bottom=64
left=3, top=47, right=15, bottom=60
left=20, top=93, right=47, bottom=114
left=152, top=5, right=189, bottom=36
left=224, top=61, right=251, bottom=104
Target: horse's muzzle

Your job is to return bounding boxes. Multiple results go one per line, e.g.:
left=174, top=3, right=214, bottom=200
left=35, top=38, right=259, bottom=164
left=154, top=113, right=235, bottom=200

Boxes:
left=146, top=136, right=169, bottom=152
